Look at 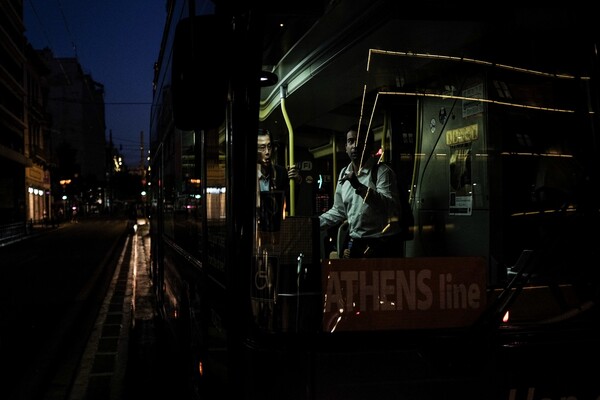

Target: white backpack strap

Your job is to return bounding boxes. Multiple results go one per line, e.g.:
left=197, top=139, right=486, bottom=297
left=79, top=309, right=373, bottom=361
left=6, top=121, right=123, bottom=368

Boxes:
left=338, top=165, right=348, bottom=184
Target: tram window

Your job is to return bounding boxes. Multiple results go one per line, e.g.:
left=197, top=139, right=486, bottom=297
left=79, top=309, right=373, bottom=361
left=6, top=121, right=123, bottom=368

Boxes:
left=172, top=15, right=230, bottom=130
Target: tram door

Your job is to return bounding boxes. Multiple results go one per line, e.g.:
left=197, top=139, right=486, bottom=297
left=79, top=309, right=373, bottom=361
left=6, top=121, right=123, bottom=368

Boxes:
left=407, top=75, right=489, bottom=265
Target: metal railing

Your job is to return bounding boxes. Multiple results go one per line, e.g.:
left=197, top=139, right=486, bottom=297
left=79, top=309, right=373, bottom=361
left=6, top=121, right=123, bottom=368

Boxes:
left=0, top=221, right=30, bottom=245
left=0, top=219, right=60, bottom=246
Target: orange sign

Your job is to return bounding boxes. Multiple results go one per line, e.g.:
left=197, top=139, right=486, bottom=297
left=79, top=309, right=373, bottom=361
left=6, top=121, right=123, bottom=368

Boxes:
left=322, top=257, right=486, bottom=332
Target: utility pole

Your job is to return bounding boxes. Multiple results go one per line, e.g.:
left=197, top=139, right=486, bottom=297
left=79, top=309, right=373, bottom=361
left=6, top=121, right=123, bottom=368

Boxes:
left=139, top=130, right=144, bottom=172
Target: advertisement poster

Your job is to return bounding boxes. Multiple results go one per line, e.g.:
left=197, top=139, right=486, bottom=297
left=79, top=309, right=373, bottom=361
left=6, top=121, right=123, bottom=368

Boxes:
left=322, top=257, right=486, bottom=331
left=446, top=124, right=477, bottom=216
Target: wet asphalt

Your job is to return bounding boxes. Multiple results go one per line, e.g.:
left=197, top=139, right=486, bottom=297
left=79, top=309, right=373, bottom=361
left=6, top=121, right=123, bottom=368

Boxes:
left=66, top=220, right=181, bottom=400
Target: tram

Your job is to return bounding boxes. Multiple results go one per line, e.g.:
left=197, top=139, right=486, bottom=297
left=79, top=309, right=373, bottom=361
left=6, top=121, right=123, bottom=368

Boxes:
left=148, top=1, right=600, bottom=398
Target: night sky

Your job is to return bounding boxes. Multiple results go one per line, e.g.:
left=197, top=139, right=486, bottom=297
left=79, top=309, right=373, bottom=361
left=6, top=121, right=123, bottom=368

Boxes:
left=23, top=0, right=167, bottom=168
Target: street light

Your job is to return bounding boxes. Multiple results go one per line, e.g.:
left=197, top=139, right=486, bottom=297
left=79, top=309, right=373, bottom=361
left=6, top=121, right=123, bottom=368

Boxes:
left=60, top=179, right=72, bottom=221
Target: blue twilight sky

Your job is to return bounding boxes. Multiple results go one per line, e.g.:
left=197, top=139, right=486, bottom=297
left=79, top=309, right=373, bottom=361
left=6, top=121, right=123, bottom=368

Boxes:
left=24, top=0, right=167, bottom=168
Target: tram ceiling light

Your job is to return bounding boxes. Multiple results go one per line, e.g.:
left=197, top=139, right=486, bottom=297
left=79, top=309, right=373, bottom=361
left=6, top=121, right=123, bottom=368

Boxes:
left=309, top=138, right=335, bottom=158
left=260, top=71, right=278, bottom=87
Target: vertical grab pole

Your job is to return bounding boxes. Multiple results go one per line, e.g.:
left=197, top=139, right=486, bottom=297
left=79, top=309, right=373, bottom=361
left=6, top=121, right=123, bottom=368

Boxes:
left=280, top=85, right=295, bottom=216
left=381, top=111, right=388, bottom=162
left=332, top=133, right=337, bottom=188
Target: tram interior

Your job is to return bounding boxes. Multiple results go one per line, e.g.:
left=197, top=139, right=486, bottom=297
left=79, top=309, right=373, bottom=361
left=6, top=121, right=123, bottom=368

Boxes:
left=255, top=10, right=600, bottom=329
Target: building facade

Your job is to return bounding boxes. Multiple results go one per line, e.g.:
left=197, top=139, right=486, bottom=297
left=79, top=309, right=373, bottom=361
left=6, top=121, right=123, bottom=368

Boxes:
left=0, top=0, right=108, bottom=236
left=39, top=49, right=107, bottom=217
left=0, top=0, right=28, bottom=226
left=24, top=42, right=51, bottom=223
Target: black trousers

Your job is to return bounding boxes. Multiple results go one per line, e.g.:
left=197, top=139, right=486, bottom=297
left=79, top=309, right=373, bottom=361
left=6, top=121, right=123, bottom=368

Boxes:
left=346, top=234, right=404, bottom=258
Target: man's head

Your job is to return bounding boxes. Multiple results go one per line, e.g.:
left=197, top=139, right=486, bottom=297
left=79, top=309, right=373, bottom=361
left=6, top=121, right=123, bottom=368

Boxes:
left=345, top=124, right=374, bottom=164
left=257, top=128, right=273, bottom=168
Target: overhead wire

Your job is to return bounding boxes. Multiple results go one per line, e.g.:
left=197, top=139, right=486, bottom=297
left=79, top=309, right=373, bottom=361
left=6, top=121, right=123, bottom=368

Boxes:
left=56, top=0, right=78, bottom=59
left=25, top=0, right=148, bottom=167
